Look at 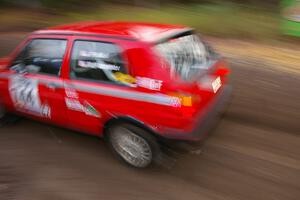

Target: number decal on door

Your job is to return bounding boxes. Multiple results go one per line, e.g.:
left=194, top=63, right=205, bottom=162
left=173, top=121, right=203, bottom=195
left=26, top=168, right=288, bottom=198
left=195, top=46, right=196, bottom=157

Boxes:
left=9, top=75, right=51, bottom=118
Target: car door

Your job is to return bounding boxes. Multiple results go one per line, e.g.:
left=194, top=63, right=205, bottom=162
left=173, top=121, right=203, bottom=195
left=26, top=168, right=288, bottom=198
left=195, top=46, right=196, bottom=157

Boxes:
left=3, top=38, right=68, bottom=125
left=64, top=38, right=132, bottom=135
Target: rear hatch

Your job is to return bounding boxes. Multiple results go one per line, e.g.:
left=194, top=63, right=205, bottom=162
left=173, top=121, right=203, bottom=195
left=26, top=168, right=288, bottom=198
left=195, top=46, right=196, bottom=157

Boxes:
left=155, top=33, right=220, bottom=82
left=154, top=32, right=229, bottom=113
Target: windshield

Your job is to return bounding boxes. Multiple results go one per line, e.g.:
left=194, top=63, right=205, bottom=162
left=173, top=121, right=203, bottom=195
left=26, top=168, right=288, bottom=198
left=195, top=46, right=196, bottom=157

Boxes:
left=155, top=34, right=218, bottom=81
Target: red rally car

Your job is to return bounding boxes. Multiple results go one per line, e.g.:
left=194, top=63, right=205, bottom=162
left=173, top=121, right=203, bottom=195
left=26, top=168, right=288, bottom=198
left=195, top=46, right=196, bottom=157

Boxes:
left=0, top=21, right=231, bottom=168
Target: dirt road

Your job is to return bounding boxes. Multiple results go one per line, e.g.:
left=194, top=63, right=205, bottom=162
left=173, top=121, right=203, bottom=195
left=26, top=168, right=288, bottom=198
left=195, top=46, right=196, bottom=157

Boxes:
left=0, top=35, right=299, bottom=200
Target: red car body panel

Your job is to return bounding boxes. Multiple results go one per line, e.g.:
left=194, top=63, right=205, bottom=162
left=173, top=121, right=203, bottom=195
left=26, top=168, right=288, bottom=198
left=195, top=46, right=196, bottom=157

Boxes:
left=0, top=21, right=231, bottom=141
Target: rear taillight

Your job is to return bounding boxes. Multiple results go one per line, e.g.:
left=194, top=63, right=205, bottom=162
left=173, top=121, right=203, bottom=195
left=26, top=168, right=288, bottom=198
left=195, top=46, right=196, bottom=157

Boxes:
left=169, top=93, right=193, bottom=107
left=168, top=92, right=199, bottom=117
left=215, top=68, right=230, bottom=77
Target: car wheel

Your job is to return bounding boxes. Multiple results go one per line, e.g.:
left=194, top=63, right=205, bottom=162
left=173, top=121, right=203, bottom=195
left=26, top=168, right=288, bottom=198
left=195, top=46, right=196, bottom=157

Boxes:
left=0, top=103, right=6, bottom=125
left=0, top=103, right=5, bottom=119
left=107, top=123, right=159, bottom=168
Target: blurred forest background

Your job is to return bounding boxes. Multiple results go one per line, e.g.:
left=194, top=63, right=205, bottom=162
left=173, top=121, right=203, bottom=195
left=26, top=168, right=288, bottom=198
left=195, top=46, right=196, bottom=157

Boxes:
left=0, top=0, right=291, bottom=42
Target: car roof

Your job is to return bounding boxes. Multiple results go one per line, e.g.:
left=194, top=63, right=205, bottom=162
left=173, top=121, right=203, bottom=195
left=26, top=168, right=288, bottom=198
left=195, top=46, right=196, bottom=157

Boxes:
left=33, top=21, right=193, bottom=43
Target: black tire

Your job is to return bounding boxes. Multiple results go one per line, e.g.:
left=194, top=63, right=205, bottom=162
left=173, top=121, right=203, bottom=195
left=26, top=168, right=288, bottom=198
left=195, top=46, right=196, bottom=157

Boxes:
left=0, top=103, right=6, bottom=126
left=106, top=123, right=160, bottom=168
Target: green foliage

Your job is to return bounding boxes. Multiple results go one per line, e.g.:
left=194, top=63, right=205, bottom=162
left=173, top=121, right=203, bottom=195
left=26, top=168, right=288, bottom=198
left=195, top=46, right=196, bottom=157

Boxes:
left=0, top=1, right=281, bottom=41
left=40, top=0, right=96, bottom=9
left=65, top=3, right=279, bottom=41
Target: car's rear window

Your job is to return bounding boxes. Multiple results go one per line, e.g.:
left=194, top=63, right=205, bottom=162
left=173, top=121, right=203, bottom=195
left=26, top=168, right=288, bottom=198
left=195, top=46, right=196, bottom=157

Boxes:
left=70, top=40, right=132, bottom=86
left=154, top=34, right=218, bottom=81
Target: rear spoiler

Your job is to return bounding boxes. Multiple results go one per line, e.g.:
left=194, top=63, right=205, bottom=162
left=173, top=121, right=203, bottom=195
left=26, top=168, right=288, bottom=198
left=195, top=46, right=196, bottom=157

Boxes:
left=145, top=28, right=194, bottom=44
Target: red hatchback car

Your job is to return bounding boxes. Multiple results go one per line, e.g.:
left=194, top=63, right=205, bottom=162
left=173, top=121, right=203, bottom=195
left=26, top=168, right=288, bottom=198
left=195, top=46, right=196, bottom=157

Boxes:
left=0, top=21, right=231, bottom=168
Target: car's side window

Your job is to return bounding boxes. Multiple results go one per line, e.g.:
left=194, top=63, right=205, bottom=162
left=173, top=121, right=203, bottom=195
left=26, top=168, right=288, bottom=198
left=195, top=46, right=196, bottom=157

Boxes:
left=70, top=40, right=131, bottom=85
left=10, top=39, right=67, bottom=76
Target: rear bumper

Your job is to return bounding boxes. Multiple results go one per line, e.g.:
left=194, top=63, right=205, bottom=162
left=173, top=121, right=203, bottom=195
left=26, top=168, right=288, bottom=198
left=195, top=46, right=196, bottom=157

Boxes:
left=162, top=85, right=232, bottom=141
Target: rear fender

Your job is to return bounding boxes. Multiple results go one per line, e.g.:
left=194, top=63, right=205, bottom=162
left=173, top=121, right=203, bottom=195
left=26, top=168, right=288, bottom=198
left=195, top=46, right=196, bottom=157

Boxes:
left=103, top=116, right=160, bottom=139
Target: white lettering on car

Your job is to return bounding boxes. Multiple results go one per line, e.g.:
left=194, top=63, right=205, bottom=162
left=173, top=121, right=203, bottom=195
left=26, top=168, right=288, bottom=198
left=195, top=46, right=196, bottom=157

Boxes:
left=78, top=61, right=120, bottom=71
left=9, top=75, right=51, bottom=118
left=79, top=51, right=109, bottom=59
left=212, top=76, right=222, bottom=93
left=65, top=97, right=101, bottom=118
left=65, top=86, right=79, bottom=99
left=136, top=77, right=163, bottom=91
left=65, top=85, right=101, bottom=118
left=65, top=98, right=84, bottom=112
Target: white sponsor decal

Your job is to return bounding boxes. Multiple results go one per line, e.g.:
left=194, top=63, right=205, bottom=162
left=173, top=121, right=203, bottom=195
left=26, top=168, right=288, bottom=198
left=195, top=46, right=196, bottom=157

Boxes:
left=136, top=77, right=163, bottom=91
left=65, top=97, right=100, bottom=118
left=212, top=76, right=222, bottom=93
left=170, top=97, right=182, bottom=107
left=83, top=101, right=101, bottom=118
left=9, top=75, right=51, bottom=118
left=65, top=87, right=79, bottom=99
left=65, top=98, right=84, bottom=112
left=78, top=61, right=120, bottom=71
left=79, top=51, right=109, bottom=59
